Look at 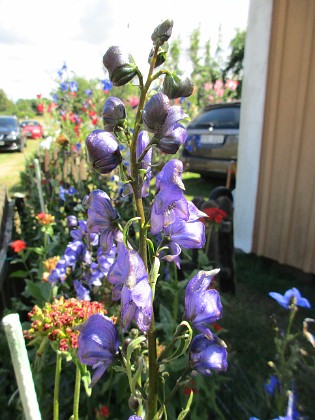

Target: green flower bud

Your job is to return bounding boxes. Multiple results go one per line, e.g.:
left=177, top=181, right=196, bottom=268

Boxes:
left=103, top=46, right=138, bottom=86
left=163, top=73, right=194, bottom=99
left=151, top=19, right=174, bottom=46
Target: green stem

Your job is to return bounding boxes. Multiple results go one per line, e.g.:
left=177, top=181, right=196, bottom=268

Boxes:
left=73, top=365, right=81, bottom=420
left=53, top=352, right=62, bottom=420
left=129, top=43, right=160, bottom=420
left=173, top=263, right=179, bottom=322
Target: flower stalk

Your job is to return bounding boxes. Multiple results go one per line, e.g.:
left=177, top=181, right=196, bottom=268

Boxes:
left=53, top=352, right=62, bottom=420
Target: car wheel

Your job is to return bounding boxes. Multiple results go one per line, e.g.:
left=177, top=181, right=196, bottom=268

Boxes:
left=209, top=186, right=234, bottom=203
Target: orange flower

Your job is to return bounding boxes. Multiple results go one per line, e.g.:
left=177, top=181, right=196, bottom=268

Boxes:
left=10, top=240, right=27, bottom=253
left=36, top=212, right=55, bottom=225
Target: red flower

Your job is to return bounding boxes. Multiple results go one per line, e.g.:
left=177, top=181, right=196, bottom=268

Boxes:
left=183, top=380, right=198, bottom=395
left=10, top=240, right=27, bottom=253
left=95, top=405, right=110, bottom=418
left=212, top=322, right=223, bottom=332
left=201, top=207, right=227, bottom=225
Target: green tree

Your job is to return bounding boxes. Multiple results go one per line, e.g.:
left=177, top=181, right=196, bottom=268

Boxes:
left=223, top=29, right=246, bottom=97
left=0, top=89, right=15, bottom=114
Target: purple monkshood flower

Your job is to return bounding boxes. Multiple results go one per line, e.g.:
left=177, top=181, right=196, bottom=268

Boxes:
left=189, top=334, right=228, bottom=376
left=64, top=240, right=86, bottom=269
left=97, top=245, right=116, bottom=276
left=70, top=220, right=99, bottom=246
left=123, top=130, right=153, bottom=198
left=48, top=257, right=68, bottom=284
left=108, top=243, right=152, bottom=332
left=151, top=158, right=206, bottom=234
left=73, top=280, right=91, bottom=301
left=269, top=288, right=311, bottom=310
left=67, top=215, right=78, bottom=229
left=142, top=93, right=188, bottom=154
left=76, top=314, right=119, bottom=387
left=157, top=122, right=187, bottom=154
left=184, top=269, right=223, bottom=338
left=84, top=190, right=121, bottom=253
left=85, top=129, right=122, bottom=174
left=102, top=96, right=126, bottom=126
left=161, top=218, right=206, bottom=267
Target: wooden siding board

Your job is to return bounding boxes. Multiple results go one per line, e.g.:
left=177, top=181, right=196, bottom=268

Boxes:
left=253, top=0, right=315, bottom=273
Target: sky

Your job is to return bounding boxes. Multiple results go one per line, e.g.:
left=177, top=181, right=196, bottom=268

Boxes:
left=0, top=0, right=250, bottom=102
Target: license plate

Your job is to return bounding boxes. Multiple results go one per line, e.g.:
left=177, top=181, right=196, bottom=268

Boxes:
left=200, top=135, right=224, bottom=145
left=0, top=141, right=4, bottom=146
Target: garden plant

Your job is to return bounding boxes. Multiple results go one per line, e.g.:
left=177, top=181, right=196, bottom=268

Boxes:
left=2, top=18, right=315, bottom=420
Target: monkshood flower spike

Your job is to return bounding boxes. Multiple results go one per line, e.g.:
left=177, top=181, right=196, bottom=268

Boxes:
left=76, top=314, right=119, bottom=387
left=269, top=287, right=311, bottom=310
left=39, top=18, right=227, bottom=420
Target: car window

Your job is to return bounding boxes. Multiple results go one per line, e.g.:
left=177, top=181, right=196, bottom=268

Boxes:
left=0, top=118, right=18, bottom=129
left=189, top=106, right=240, bottom=129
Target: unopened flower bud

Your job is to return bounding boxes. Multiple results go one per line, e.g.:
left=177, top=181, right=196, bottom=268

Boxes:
left=163, top=73, right=194, bottom=99
left=128, top=395, right=141, bottom=412
left=103, top=46, right=138, bottom=86
left=66, top=215, right=78, bottom=229
left=85, top=129, right=122, bottom=174
left=102, top=96, right=126, bottom=127
left=151, top=19, right=174, bottom=46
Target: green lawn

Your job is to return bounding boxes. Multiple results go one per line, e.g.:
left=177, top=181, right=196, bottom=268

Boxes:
left=0, top=138, right=42, bottom=194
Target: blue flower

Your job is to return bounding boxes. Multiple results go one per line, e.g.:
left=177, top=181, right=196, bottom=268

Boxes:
left=142, top=93, right=188, bottom=154
left=269, top=288, right=311, bottom=310
left=189, top=334, right=228, bottom=376
left=76, top=314, right=119, bottom=387
left=48, top=258, right=68, bottom=284
left=184, top=269, right=223, bottom=338
left=264, top=374, right=281, bottom=396
left=108, top=243, right=152, bottom=331
left=64, top=240, right=86, bottom=269
left=100, top=79, right=113, bottom=91
left=102, top=96, right=126, bottom=126
left=67, top=215, right=78, bottom=229
left=162, top=218, right=206, bottom=267
left=85, top=129, right=122, bottom=174
left=73, top=280, right=91, bottom=301
left=84, top=189, right=121, bottom=253
left=69, top=80, right=78, bottom=92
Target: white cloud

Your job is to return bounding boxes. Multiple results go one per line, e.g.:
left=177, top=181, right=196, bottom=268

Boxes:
left=0, top=0, right=249, bottom=101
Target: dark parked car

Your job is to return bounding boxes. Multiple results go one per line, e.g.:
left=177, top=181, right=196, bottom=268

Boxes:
left=181, top=101, right=240, bottom=178
left=20, top=119, right=43, bottom=139
left=0, top=116, right=26, bottom=152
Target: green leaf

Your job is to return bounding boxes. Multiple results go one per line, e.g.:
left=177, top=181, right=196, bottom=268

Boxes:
left=126, top=336, right=146, bottom=362
left=130, top=356, right=143, bottom=395
left=177, top=389, right=194, bottom=419
left=159, top=321, right=193, bottom=363
left=9, top=270, right=28, bottom=278
left=123, top=217, right=141, bottom=249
